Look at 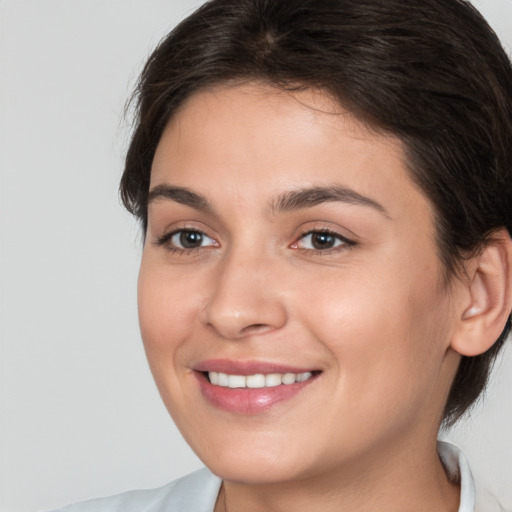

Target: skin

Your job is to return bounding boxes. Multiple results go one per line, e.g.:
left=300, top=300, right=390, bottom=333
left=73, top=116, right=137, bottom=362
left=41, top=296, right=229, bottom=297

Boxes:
left=138, top=83, right=466, bottom=511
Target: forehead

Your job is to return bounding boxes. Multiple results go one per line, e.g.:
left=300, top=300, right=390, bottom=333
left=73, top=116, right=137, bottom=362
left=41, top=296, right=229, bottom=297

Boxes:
left=158, top=83, right=389, bottom=157
left=157, top=89, right=433, bottom=232
left=151, top=83, right=432, bottom=220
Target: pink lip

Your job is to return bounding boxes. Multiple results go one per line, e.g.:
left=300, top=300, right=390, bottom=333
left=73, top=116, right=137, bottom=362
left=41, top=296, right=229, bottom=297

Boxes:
left=194, top=359, right=315, bottom=375
left=193, top=359, right=320, bottom=414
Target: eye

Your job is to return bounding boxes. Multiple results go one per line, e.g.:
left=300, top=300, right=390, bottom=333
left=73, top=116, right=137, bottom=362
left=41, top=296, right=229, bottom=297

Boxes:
left=294, top=230, right=353, bottom=251
left=157, top=229, right=218, bottom=251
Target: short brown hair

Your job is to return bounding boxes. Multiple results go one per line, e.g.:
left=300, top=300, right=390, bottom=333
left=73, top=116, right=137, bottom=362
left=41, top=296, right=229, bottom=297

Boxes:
left=121, top=0, right=512, bottom=426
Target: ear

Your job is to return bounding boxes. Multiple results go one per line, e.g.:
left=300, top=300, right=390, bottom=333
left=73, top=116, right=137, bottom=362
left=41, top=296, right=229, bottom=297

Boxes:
left=450, top=228, right=512, bottom=357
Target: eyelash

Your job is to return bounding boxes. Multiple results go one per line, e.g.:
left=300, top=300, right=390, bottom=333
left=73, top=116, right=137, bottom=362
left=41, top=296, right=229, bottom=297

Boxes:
left=155, top=228, right=355, bottom=255
left=292, top=228, right=356, bottom=253
left=155, top=228, right=217, bottom=255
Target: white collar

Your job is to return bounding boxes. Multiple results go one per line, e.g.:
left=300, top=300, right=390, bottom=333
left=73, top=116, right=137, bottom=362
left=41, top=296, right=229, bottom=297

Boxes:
left=438, top=440, right=476, bottom=512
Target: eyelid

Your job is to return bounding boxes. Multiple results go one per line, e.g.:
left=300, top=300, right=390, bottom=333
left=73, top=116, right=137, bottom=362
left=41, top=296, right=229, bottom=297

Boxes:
left=154, top=227, right=219, bottom=251
left=291, top=227, right=356, bottom=251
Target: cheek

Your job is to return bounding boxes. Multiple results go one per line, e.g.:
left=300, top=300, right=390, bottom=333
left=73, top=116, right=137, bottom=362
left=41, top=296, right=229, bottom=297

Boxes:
left=137, top=260, right=210, bottom=430
left=137, top=260, right=201, bottom=370
left=295, top=259, right=453, bottom=409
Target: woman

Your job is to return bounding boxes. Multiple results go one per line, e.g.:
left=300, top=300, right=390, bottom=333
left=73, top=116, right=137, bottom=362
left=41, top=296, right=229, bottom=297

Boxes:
left=51, top=0, right=512, bottom=510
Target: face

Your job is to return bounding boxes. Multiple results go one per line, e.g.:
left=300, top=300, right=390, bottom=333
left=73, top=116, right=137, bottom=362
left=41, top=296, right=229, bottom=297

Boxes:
left=139, top=83, right=461, bottom=484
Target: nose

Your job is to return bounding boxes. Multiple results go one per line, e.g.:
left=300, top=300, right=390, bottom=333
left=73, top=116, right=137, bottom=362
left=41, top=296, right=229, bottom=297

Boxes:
left=200, top=249, right=288, bottom=340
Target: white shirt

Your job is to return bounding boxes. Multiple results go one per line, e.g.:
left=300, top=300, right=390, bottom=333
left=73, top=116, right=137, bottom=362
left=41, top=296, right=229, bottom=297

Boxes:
left=47, top=442, right=478, bottom=512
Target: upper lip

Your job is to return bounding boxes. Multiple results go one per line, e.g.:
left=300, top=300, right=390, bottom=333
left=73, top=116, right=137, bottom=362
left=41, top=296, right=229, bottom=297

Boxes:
left=194, top=359, right=319, bottom=375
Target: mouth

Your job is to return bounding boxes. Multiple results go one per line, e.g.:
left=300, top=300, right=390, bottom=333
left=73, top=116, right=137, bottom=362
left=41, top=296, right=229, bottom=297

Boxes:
left=193, top=361, right=321, bottom=414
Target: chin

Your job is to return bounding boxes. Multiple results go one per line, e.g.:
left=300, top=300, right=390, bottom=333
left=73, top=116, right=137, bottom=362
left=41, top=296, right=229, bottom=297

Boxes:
left=207, top=455, right=306, bottom=486
left=188, top=432, right=312, bottom=485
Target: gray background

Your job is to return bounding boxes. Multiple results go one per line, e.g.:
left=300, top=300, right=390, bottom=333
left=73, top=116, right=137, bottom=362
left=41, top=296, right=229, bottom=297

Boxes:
left=0, top=1, right=511, bottom=511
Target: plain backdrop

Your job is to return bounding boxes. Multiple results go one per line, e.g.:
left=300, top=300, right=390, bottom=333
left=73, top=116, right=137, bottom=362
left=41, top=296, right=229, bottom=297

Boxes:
left=0, top=1, right=511, bottom=511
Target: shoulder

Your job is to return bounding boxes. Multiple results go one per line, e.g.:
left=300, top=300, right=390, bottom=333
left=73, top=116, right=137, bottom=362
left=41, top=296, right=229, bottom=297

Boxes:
left=45, top=468, right=222, bottom=512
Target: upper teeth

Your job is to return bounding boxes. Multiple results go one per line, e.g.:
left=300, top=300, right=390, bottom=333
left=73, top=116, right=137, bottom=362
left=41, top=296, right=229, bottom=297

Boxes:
left=208, top=371, right=313, bottom=388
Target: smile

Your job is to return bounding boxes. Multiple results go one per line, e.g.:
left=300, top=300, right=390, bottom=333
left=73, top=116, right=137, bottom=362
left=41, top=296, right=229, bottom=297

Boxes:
left=195, top=363, right=321, bottom=414
left=207, top=371, right=313, bottom=388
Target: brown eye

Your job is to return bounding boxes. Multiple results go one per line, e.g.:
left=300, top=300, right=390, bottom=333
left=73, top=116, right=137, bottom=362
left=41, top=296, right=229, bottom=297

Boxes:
left=178, top=230, right=204, bottom=248
left=310, top=232, right=337, bottom=250
left=164, top=229, right=217, bottom=250
left=295, top=230, right=352, bottom=251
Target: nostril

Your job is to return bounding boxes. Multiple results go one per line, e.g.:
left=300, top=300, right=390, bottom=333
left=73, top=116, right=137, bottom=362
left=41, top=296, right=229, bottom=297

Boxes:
left=240, top=323, right=273, bottom=336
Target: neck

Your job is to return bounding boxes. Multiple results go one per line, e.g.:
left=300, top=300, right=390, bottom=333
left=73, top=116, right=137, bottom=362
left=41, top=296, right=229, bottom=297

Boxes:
left=215, top=438, right=460, bottom=512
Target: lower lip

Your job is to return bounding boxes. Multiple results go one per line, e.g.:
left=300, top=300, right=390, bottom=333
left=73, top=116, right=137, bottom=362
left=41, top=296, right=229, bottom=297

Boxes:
left=195, top=372, right=318, bottom=414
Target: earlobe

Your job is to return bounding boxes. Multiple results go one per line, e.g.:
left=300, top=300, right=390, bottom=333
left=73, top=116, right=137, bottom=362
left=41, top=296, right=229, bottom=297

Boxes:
left=451, top=228, right=512, bottom=357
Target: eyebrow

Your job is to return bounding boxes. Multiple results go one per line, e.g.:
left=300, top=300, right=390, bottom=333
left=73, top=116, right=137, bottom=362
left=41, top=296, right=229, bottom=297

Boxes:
left=147, top=183, right=389, bottom=218
left=147, top=184, right=213, bottom=213
left=270, top=185, right=390, bottom=218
